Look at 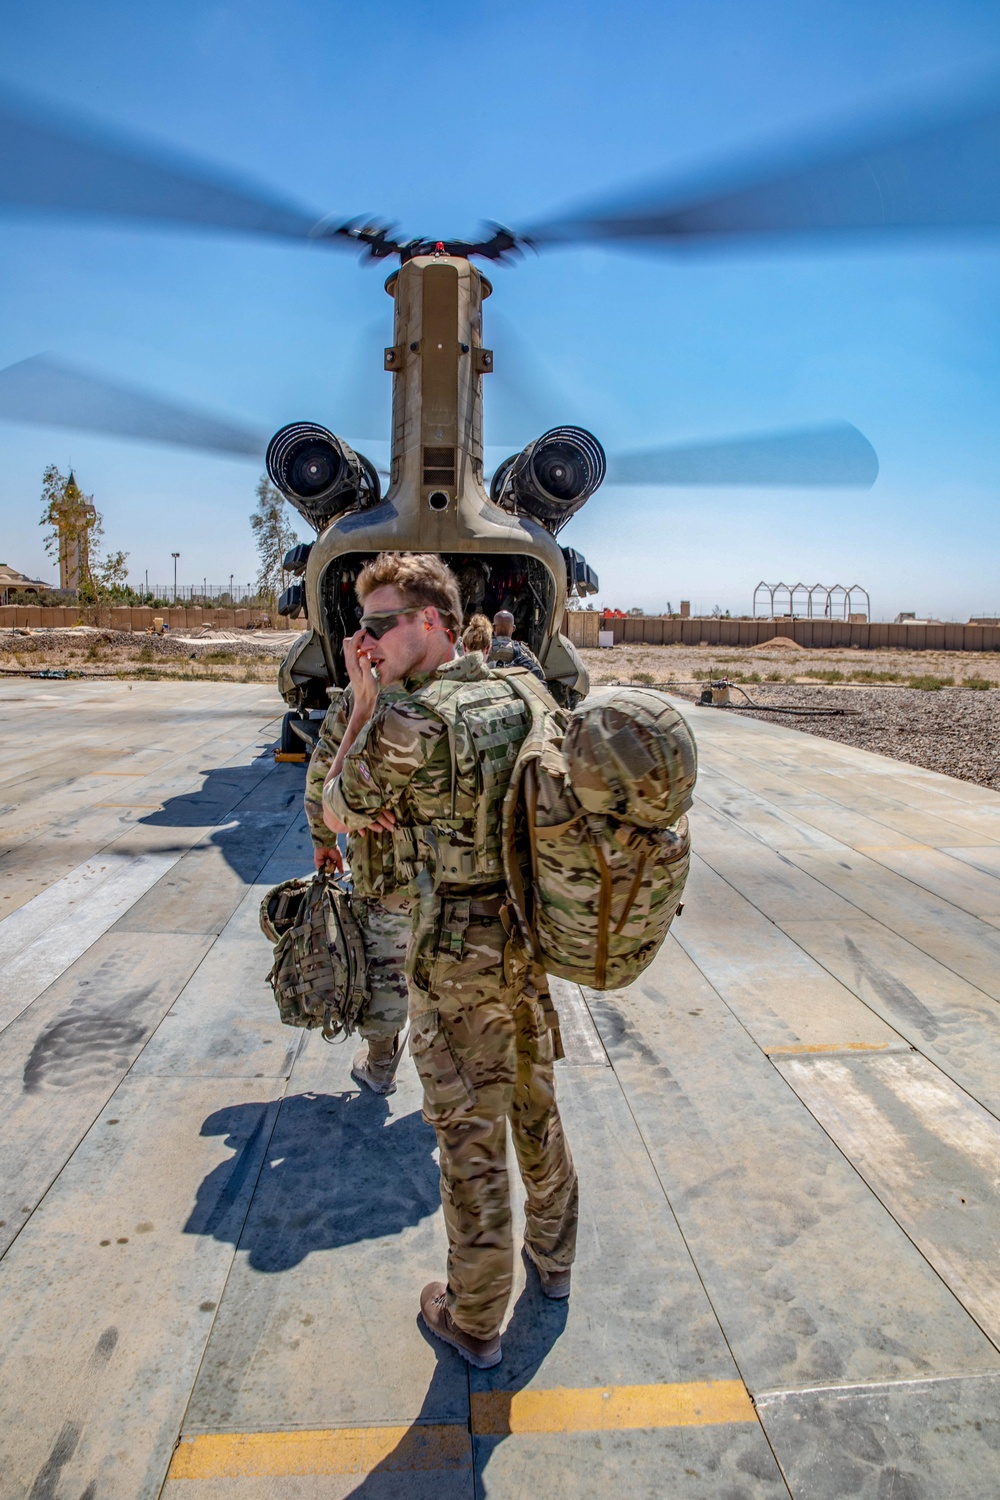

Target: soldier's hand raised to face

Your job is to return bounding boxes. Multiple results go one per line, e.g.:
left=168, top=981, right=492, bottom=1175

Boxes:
left=343, top=630, right=380, bottom=723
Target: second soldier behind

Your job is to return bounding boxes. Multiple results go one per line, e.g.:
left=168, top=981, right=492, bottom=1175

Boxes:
left=488, top=608, right=547, bottom=683
left=304, top=682, right=414, bottom=1094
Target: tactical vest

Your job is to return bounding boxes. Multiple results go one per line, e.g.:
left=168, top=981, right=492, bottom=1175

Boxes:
left=396, top=673, right=532, bottom=889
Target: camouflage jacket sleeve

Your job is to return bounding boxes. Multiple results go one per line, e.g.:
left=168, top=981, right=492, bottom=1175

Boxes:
left=304, top=691, right=350, bottom=848
left=511, top=640, right=548, bottom=684
left=324, top=698, right=448, bottom=835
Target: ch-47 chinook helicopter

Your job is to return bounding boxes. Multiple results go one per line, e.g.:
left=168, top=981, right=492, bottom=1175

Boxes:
left=1, top=84, right=998, bottom=748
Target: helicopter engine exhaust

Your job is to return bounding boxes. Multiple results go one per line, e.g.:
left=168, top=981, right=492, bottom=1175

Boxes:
left=266, top=422, right=381, bottom=532
left=491, top=426, right=606, bottom=533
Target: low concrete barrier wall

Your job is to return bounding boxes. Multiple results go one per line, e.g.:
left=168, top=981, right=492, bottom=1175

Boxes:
left=0, top=605, right=308, bottom=632
left=562, top=612, right=1000, bottom=652
left=6, top=602, right=996, bottom=652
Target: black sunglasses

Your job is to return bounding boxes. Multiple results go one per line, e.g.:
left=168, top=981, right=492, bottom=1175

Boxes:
left=358, top=607, right=422, bottom=640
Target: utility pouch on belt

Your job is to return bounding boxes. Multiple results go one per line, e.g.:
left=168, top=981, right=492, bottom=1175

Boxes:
left=259, top=873, right=369, bottom=1041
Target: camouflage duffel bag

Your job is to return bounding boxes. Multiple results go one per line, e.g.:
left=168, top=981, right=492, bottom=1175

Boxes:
left=504, top=682, right=694, bottom=991
left=562, top=687, right=697, bottom=829
left=259, top=872, right=369, bottom=1040
left=528, top=760, right=691, bottom=990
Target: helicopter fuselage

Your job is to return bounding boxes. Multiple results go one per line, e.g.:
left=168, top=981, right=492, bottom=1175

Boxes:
left=278, top=254, right=589, bottom=710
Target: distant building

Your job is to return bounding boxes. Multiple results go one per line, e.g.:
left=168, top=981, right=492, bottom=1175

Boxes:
left=0, top=564, right=49, bottom=605
left=56, top=472, right=97, bottom=593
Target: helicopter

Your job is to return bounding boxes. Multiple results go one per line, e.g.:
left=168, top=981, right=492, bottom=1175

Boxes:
left=1, top=84, right=997, bottom=750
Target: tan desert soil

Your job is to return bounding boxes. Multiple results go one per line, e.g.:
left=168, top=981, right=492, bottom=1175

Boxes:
left=579, top=643, right=1000, bottom=791
left=0, top=626, right=291, bottom=682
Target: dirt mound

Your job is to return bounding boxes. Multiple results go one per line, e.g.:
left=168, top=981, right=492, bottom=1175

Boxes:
left=1, top=628, right=286, bottom=661
left=748, top=636, right=806, bottom=652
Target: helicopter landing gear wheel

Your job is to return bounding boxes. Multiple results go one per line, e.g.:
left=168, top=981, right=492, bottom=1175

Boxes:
left=279, top=711, right=306, bottom=755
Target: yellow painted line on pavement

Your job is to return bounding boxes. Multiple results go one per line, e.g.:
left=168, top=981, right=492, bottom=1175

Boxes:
left=765, top=1042, right=893, bottom=1056
left=167, top=1381, right=756, bottom=1480
left=472, top=1379, right=755, bottom=1435
left=168, top=1424, right=471, bottom=1479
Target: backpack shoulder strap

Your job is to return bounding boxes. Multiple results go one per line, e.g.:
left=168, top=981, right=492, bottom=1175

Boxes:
left=499, top=673, right=561, bottom=943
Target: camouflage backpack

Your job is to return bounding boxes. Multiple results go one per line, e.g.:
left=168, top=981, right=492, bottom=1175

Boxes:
left=502, top=681, right=696, bottom=991
left=259, top=872, right=369, bottom=1040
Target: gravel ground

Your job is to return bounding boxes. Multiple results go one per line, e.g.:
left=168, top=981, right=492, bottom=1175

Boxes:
left=685, top=683, right=1000, bottom=791
left=579, top=643, right=1000, bottom=791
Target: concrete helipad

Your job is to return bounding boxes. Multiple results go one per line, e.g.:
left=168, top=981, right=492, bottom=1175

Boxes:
left=1, top=679, right=999, bottom=1498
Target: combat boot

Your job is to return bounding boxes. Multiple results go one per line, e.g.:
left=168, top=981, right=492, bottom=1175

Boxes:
left=351, top=1031, right=406, bottom=1096
left=523, top=1245, right=572, bottom=1300
left=419, top=1283, right=502, bottom=1369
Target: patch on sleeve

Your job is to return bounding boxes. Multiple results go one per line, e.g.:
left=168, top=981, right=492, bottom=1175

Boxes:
left=358, top=761, right=371, bottom=782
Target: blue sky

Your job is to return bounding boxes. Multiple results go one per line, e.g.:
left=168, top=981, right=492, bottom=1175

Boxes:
left=1, top=0, right=999, bottom=619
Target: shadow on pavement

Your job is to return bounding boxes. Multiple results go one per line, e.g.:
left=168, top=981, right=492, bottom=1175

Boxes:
left=138, top=760, right=302, bottom=881
left=344, top=1273, right=570, bottom=1499
left=186, top=1088, right=440, bottom=1269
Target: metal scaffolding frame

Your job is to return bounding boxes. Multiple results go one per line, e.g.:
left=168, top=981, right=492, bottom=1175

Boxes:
left=753, top=581, right=871, bottom=620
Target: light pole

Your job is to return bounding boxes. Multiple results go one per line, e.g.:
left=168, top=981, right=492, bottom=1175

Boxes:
left=171, top=553, right=179, bottom=603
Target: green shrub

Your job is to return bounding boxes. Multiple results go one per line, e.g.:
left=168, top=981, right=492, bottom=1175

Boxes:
left=804, top=668, right=845, bottom=683
left=907, top=674, right=953, bottom=691
left=963, top=675, right=996, bottom=691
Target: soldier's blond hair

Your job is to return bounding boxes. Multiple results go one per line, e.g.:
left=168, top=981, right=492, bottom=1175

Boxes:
left=356, top=553, right=463, bottom=636
left=461, top=613, right=493, bottom=653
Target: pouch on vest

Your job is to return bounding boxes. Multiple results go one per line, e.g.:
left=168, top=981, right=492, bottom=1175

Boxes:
left=501, top=679, right=695, bottom=991
left=259, top=872, right=369, bottom=1040
left=405, top=674, right=531, bottom=888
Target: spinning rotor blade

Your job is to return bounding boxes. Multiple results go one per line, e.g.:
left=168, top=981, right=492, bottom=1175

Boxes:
left=525, top=92, right=1000, bottom=248
left=0, top=355, right=269, bottom=457
left=606, top=421, right=878, bottom=487
left=0, top=92, right=343, bottom=244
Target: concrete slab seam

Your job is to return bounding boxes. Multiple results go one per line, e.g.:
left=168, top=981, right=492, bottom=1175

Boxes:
left=753, top=1368, right=1000, bottom=1403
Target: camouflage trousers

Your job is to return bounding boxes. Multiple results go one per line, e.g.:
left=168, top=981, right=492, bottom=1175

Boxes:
left=355, top=892, right=414, bottom=1041
left=407, top=894, right=578, bottom=1340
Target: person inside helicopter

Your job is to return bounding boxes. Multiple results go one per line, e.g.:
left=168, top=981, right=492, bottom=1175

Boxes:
left=488, top=609, right=546, bottom=683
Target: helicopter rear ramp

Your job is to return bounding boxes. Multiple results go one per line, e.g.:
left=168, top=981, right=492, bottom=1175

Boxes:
left=0, top=679, right=999, bottom=1498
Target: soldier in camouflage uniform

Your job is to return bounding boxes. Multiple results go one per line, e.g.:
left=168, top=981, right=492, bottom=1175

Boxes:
left=488, top=609, right=547, bottom=683
left=325, top=553, right=577, bottom=1369
left=305, top=686, right=414, bottom=1094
